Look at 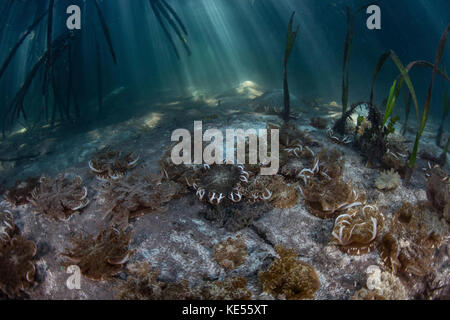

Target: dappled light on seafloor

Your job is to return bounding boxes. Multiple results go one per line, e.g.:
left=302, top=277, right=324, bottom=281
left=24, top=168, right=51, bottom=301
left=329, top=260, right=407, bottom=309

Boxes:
left=236, top=80, right=263, bottom=99
left=143, top=112, right=164, bottom=130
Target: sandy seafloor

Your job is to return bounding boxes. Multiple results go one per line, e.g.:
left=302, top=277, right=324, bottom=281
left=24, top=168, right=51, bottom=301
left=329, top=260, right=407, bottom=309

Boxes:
left=0, top=82, right=448, bottom=300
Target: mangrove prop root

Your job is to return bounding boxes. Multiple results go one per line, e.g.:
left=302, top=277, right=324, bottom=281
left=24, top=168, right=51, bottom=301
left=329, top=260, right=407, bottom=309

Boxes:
left=283, top=12, right=299, bottom=123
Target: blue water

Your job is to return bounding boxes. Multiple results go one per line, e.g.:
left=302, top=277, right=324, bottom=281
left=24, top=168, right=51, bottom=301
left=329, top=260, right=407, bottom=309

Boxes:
left=0, top=0, right=449, bottom=133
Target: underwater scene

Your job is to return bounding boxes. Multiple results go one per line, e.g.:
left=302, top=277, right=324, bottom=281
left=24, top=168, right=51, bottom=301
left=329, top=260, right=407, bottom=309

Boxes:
left=0, top=0, right=449, bottom=301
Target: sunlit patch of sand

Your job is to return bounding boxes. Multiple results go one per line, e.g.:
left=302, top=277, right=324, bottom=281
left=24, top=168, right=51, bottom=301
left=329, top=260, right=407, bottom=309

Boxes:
left=204, top=98, right=220, bottom=106
left=328, top=111, right=342, bottom=119
left=329, top=101, right=340, bottom=108
left=87, top=129, right=102, bottom=141
left=10, top=127, right=28, bottom=137
left=236, top=80, right=263, bottom=99
left=189, top=89, right=219, bottom=107
left=143, top=112, right=164, bottom=129
left=154, top=101, right=182, bottom=108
